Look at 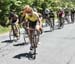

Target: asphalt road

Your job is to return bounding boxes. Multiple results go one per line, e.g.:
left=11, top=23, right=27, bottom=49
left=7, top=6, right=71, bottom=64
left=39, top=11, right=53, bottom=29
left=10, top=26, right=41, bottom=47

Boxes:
left=0, top=21, right=75, bottom=64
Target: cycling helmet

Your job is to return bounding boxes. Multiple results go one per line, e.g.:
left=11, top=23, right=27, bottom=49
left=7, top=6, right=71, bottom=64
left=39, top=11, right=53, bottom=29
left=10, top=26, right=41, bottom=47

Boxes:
left=33, top=8, right=37, bottom=12
left=44, top=9, right=50, bottom=14
left=23, top=5, right=32, bottom=13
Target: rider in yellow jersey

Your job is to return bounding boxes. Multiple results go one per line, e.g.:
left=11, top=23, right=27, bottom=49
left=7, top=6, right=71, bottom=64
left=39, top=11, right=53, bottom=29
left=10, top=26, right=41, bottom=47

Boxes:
left=22, top=5, right=42, bottom=50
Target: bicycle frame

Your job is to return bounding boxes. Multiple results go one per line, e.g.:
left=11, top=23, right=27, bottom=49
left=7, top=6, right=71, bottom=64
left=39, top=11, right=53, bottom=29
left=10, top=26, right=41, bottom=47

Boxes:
left=27, top=28, right=40, bottom=59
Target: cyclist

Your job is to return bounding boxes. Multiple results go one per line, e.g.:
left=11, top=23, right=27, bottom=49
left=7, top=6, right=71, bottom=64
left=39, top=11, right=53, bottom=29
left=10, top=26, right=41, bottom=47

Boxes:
left=9, top=10, right=19, bottom=39
left=57, top=9, right=64, bottom=29
left=64, top=8, right=70, bottom=24
left=71, top=8, right=75, bottom=23
left=49, top=9, right=55, bottom=30
left=44, top=8, right=50, bottom=20
left=22, top=5, right=42, bottom=52
left=45, top=9, right=55, bottom=31
left=43, top=8, right=54, bottom=31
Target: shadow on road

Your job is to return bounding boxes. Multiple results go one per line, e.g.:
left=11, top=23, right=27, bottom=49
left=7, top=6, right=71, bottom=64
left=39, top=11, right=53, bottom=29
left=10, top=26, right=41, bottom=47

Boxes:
left=43, top=25, right=60, bottom=33
left=44, top=30, right=51, bottom=33
left=1, top=40, right=15, bottom=43
left=13, top=52, right=35, bottom=60
left=13, top=42, right=29, bottom=46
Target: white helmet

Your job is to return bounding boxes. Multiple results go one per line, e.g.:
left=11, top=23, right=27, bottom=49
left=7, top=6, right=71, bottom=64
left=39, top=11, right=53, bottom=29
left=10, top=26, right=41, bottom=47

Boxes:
left=44, top=9, right=50, bottom=14
left=33, top=8, right=37, bottom=12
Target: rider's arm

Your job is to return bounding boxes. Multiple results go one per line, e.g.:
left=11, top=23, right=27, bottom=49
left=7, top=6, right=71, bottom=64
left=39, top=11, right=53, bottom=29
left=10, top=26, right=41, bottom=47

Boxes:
left=15, top=15, right=19, bottom=24
left=35, top=12, right=43, bottom=27
left=38, top=14, right=43, bottom=27
left=38, top=17, right=42, bottom=27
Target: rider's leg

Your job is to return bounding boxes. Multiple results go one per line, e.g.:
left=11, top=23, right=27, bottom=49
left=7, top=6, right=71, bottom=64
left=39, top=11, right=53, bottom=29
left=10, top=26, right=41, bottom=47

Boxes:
left=60, top=17, right=64, bottom=27
left=46, top=19, right=52, bottom=31
left=28, top=30, right=34, bottom=50
left=71, top=15, right=74, bottom=23
left=14, top=24, right=19, bottom=38
left=12, top=24, right=16, bottom=37
left=50, top=18, right=54, bottom=30
left=53, top=18, right=55, bottom=30
left=58, top=17, right=62, bottom=28
left=36, top=25, right=42, bottom=45
left=61, top=17, right=64, bottom=28
left=66, top=16, right=70, bottom=24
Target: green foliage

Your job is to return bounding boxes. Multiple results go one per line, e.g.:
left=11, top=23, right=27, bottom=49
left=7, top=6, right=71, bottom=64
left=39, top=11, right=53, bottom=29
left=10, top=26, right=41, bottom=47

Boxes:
left=0, top=25, right=10, bottom=34
left=0, top=0, right=75, bottom=26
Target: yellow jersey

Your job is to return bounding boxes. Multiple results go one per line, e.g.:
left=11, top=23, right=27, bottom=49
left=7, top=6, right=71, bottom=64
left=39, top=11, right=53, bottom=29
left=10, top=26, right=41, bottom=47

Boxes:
left=25, top=12, right=39, bottom=22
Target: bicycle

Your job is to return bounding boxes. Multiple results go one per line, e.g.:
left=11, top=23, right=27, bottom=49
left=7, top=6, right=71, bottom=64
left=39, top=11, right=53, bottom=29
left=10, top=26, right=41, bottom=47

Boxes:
left=27, top=28, right=40, bottom=59
left=9, top=23, right=20, bottom=41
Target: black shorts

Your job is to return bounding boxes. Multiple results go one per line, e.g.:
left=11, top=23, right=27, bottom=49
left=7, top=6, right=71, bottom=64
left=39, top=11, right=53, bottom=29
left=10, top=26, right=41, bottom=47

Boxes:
left=29, top=20, right=37, bottom=28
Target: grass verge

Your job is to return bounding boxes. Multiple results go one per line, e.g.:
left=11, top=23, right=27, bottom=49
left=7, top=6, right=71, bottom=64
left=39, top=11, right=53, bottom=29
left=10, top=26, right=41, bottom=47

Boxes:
left=0, top=25, right=10, bottom=35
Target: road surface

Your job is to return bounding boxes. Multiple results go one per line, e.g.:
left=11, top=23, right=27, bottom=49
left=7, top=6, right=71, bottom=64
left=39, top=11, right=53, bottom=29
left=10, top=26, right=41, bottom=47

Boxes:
left=0, top=22, right=75, bottom=64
